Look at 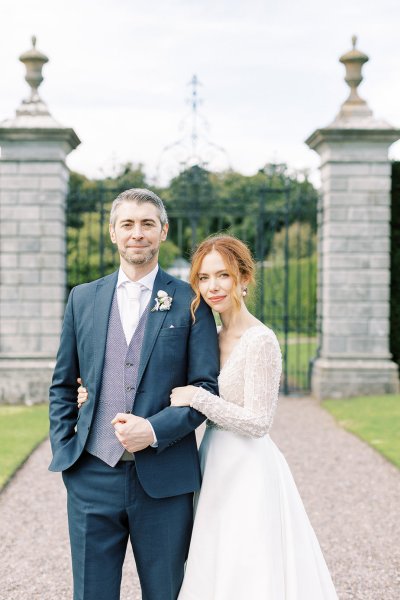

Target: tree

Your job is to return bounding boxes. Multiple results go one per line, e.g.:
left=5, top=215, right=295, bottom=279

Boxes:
left=66, top=162, right=319, bottom=289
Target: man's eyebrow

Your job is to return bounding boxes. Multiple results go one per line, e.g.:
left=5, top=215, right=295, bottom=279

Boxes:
left=119, top=217, right=157, bottom=223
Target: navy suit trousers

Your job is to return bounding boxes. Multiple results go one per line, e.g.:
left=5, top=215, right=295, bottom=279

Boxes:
left=62, top=452, right=193, bottom=600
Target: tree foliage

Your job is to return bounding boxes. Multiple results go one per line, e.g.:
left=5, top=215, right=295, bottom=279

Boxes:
left=158, top=163, right=318, bottom=261
left=66, top=162, right=318, bottom=331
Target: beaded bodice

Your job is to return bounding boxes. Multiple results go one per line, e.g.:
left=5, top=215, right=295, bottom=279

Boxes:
left=191, top=325, right=282, bottom=438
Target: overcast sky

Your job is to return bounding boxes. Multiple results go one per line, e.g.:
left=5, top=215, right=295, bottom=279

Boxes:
left=1, top=0, right=400, bottom=186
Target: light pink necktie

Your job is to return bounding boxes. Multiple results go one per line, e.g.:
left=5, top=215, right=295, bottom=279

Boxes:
left=124, top=282, right=142, bottom=343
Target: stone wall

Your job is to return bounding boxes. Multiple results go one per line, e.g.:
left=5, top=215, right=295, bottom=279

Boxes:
left=0, top=38, right=79, bottom=403
left=306, top=38, right=400, bottom=399
left=0, top=158, right=68, bottom=356
left=0, top=132, right=79, bottom=403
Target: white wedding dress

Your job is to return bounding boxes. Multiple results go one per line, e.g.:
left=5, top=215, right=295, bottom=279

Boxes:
left=178, top=325, right=338, bottom=600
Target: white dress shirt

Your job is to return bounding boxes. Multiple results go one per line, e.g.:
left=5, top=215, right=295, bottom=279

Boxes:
left=116, top=264, right=159, bottom=446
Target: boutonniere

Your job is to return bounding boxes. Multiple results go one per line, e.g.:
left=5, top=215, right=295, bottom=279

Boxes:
left=151, top=290, right=173, bottom=312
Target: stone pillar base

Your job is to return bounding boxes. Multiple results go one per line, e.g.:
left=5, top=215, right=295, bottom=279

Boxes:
left=0, top=356, right=56, bottom=404
left=311, top=357, right=400, bottom=400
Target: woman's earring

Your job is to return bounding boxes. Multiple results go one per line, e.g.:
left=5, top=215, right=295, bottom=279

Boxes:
left=242, top=287, right=248, bottom=297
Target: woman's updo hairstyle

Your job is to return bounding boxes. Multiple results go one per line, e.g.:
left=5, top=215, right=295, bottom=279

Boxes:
left=189, top=234, right=255, bottom=319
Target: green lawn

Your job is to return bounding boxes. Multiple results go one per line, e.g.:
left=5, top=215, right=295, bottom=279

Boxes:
left=323, top=394, right=400, bottom=469
left=0, top=404, right=49, bottom=490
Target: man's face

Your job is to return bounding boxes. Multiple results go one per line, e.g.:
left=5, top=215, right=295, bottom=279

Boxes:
left=109, top=201, right=168, bottom=268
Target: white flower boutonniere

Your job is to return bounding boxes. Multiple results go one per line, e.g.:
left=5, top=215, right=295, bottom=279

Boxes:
left=151, top=289, right=173, bottom=312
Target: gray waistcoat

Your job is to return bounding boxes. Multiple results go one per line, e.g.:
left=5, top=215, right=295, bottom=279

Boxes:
left=86, top=291, right=150, bottom=466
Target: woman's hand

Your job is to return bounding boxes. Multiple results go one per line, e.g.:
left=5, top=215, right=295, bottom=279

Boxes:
left=170, top=385, right=198, bottom=407
left=77, top=377, right=88, bottom=408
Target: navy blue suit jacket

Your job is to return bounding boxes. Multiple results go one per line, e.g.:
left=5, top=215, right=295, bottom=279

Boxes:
left=49, top=268, right=219, bottom=498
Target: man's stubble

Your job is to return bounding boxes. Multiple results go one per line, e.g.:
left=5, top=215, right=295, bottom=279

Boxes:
left=119, top=246, right=159, bottom=266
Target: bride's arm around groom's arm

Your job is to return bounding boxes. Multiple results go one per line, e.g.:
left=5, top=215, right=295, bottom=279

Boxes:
left=173, top=328, right=282, bottom=438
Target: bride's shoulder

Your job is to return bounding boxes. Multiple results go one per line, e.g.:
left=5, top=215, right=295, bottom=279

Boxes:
left=245, top=324, right=281, bottom=352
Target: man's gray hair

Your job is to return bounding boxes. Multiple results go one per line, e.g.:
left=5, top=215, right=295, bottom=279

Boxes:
left=109, top=188, right=168, bottom=227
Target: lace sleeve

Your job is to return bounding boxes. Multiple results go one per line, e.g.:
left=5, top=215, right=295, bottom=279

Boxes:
left=191, top=328, right=282, bottom=437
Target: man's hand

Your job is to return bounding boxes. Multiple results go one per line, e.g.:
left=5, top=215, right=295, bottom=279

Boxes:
left=111, top=414, right=154, bottom=453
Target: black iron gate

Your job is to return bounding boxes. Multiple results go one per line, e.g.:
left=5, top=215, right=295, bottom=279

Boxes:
left=67, top=167, right=317, bottom=394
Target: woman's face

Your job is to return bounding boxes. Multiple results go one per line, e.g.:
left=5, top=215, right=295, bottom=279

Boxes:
left=197, top=250, right=242, bottom=314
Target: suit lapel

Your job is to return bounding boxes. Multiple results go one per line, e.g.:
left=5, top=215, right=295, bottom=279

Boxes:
left=136, top=268, right=176, bottom=390
left=93, top=270, right=119, bottom=398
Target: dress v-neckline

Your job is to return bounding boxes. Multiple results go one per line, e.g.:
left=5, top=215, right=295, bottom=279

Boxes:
left=219, top=324, right=265, bottom=372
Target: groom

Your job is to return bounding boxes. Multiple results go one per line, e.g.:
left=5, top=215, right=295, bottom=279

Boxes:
left=49, top=188, right=219, bottom=600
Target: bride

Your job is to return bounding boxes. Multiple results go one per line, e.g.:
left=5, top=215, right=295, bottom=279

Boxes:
left=170, top=235, right=338, bottom=599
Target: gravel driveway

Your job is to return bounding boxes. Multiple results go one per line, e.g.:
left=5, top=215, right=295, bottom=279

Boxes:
left=1, top=395, right=399, bottom=599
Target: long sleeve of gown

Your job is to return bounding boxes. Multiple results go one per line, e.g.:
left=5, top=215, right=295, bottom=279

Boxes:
left=190, top=327, right=282, bottom=437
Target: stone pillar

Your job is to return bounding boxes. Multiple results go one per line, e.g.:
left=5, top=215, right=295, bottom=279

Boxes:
left=0, top=37, right=80, bottom=404
left=306, top=36, right=400, bottom=399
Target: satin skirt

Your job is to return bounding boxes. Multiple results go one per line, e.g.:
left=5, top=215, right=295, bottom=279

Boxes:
left=178, top=427, right=338, bottom=599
